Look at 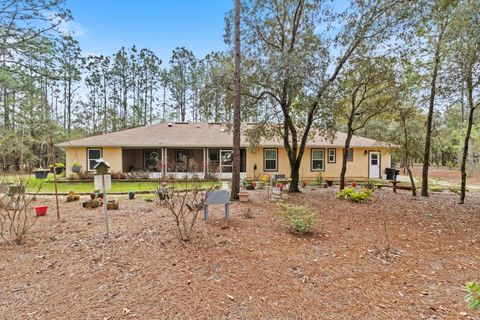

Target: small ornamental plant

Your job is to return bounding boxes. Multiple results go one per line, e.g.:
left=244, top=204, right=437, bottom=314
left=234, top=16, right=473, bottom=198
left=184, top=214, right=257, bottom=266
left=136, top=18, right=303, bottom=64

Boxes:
left=277, top=203, right=317, bottom=234
left=465, top=282, right=480, bottom=310
left=337, top=187, right=373, bottom=203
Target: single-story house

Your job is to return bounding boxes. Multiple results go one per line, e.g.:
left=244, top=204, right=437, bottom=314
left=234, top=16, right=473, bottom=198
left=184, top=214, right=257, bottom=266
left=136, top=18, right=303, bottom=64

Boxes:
left=58, top=122, right=391, bottom=181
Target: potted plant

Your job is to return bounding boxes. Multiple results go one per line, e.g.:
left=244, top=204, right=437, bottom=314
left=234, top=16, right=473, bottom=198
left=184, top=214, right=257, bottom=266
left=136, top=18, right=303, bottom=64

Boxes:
left=72, top=162, right=82, bottom=173
left=34, top=168, right=50, bottom=179
left=35, top=205, right=48, bottom=216
left=51, top=162, right=65, bottom=175
left=245, top=183, right=255, bottom=190
left=326, top=180, right=333, bottom=187
left=128, top=190, right=135, bottom=200
left=302, top=180, right=307, bottom=188
left=256, top=180, right=265, bottom=189
left=238, top=190, right=250, bottom=202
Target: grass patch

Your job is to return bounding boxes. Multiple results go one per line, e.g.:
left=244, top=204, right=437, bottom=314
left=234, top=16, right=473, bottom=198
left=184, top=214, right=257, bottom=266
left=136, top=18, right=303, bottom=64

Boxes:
left=14, top=175, right=220, bottom=194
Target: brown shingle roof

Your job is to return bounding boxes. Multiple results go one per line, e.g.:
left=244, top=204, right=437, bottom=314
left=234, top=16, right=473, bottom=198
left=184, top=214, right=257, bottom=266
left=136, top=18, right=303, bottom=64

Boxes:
left=57, top=122, right=390, bottom=148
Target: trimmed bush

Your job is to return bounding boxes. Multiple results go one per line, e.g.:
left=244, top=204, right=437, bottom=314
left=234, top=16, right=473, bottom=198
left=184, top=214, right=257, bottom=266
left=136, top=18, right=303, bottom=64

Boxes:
left=277, top=203, right=317, bottom=234
left=337, top=187, right=373, bottom=203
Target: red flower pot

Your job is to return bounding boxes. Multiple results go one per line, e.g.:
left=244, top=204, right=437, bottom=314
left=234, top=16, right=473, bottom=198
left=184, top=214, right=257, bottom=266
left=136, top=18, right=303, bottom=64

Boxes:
left=35, top=206, right=48, bottom=216
left=352, top=182, right=357, bottom=187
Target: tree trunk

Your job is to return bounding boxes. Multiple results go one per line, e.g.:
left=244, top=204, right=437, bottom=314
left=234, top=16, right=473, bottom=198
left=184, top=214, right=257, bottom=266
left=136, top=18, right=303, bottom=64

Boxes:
left=459, top=71, right=476, bottom=204
left=231, top=0, right=241, bottom=201
left=407, top=160, right=416, bottom=197
left=340, top=130, right=353, bottom=190
left=421, top=29, right=444, bottom=197
left=402, top=114, right=416, bottom=196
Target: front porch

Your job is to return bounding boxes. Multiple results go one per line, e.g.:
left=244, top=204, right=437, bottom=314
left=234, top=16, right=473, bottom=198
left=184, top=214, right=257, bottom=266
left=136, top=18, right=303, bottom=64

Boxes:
left=121, top=147, right=246, bottom=180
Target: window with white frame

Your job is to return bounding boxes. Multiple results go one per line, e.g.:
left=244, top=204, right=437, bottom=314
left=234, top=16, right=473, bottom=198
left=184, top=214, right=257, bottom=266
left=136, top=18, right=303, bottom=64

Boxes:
left=87, top=148, right=102, bottom=171
left=311, top=149, right=325, bottom=171
left=328, top=149, right=336, bottom=163
left=264, top=149, right=277, bottom=171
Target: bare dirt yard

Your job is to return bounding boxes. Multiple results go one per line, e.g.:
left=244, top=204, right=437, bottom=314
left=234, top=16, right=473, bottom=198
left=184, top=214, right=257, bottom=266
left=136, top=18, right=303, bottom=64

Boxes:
left=404, top=165, right=480, bottom=186
left=1, top=188, right=479, bottom=319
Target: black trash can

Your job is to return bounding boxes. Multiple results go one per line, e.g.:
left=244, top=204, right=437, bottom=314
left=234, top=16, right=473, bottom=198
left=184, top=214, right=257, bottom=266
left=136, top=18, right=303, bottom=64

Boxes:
left=385, top=168, right=399, bottom=180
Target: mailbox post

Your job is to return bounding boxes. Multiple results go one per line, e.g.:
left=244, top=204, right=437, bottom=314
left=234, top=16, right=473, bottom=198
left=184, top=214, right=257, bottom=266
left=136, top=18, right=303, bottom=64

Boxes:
left=94, top=158, right=111, bottom=237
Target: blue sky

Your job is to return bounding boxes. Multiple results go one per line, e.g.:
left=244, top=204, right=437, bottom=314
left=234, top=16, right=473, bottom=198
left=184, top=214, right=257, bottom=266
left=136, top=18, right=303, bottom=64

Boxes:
left=66, top=0, right=233, bottom=63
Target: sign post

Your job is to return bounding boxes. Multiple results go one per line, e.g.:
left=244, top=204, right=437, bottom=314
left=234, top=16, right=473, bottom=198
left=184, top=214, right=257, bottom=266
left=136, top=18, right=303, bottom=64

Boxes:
left=204, top=190, right=230, bottom=221
left=94, top=158, right=111, bottom=237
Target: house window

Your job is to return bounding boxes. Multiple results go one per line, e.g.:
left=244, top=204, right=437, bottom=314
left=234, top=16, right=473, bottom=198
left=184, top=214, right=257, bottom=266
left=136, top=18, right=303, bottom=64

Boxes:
left=311, top=149, right=325, bottom=171
left=176, top=149, right=188, bottom=172
left=221, top=150, right=233, bottom=173
left=328, top=149, right=336, bottom=163
left=208, top=149, right=246, bottom=173
left=87, top=148, right=102, bottom=171
left=264, top=149, right=278, bottom=171
left=208, top=149, right=220, bottom=173
left=345, top=148, right=353, bottom=162
left=144, top=150, right=160, bottom=171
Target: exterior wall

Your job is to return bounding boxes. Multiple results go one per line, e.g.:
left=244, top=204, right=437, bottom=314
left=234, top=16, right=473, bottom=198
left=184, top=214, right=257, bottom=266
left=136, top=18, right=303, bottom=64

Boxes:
left=103, top=147, right=123, bottom=173
left=65, top=147, right=123, bottom=175
left=66, top=145, right=391, bottom=181
left=65, top=147, right=87, bottom=176
left=246, top=147, right=391, bottom=181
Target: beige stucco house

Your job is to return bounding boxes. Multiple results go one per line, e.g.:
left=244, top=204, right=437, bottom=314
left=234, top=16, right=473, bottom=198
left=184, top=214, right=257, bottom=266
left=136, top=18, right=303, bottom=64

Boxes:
left=58, top=122, right=391, bottom=181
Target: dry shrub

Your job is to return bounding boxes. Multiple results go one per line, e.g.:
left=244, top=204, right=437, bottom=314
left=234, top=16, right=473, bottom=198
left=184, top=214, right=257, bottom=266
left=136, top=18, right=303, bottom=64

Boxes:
left=154, top=159, right=214, bottom=241
left=110, top=171, right=127, bottom=179
left=77, top=170, right=94, bottom=179
left=0, top=171, right=42, bottom=245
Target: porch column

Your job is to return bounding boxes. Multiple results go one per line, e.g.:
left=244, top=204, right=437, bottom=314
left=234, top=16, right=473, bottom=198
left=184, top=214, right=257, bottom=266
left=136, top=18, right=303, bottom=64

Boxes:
left=164, top=148, right=168, bottom=173
left=203, top=148, right=206, bottom=178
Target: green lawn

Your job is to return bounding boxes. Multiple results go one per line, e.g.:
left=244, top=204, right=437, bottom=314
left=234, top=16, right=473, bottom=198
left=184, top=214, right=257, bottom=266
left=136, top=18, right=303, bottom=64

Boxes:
left=7, top=174, right=220, bottom=194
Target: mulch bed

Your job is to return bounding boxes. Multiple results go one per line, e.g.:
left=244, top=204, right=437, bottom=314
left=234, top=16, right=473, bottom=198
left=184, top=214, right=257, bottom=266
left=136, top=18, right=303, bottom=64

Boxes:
left=0, top=188, right=479, bottom=319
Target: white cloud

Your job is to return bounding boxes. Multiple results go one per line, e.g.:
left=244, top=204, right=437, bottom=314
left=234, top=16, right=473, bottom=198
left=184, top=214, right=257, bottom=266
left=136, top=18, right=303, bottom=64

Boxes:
left=59, top=20, right=88, bottom=37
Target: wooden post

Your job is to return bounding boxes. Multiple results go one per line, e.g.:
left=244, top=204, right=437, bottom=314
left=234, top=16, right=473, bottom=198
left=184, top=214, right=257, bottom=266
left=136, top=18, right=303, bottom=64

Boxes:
left=204, top=205, right=209, bottom=221
left=102, top=174, right=110, bottom=237
left=225, top=203, right=230, bottom=220
left=49, top=134, right=60, bottom=220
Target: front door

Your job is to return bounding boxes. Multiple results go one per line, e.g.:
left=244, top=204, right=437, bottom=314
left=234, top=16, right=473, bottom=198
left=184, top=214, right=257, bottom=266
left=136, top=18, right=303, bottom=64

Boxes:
left=369, top=152, right=380, bottom=179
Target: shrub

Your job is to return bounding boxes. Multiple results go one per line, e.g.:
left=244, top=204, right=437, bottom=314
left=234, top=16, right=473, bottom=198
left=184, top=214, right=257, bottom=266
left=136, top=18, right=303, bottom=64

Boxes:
left=154, top=159, right=217, bottom=241
left=260, top=174, right=270, bottom=183
left=110, top=171, right=127, bottom=179
left=77, top=170, right=94, bottom=179
left=337, top=187, right=373, bottom=203
left=316, top=171, right=323, bottom=186
left=143, top=194, right=155, bottom=202
left=126, top=170, right=149, bottom=179
left=465, top=282, right=480, bottom=310
left=0, top=171, right=42, bottom=244
left=277, top=203, right=317, bottom=234
left=364, top=180, right=375, bottom=190
left=67, top=173, right=79, bottom=180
